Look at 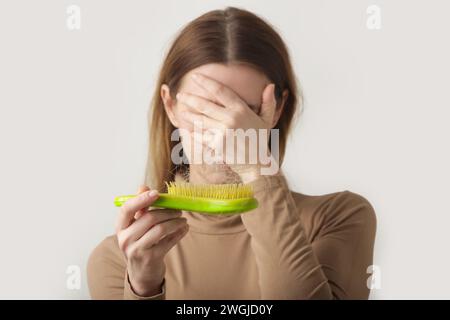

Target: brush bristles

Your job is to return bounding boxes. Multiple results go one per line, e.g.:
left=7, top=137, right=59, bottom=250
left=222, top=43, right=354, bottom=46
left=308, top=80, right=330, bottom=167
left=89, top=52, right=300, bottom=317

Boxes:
left=165, top=182, right=254, bottom=199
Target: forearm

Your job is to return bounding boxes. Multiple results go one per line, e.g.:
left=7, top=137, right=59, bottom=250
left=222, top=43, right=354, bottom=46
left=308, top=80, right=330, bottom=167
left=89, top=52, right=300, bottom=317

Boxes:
left=240, top=170, right=333, bottom=299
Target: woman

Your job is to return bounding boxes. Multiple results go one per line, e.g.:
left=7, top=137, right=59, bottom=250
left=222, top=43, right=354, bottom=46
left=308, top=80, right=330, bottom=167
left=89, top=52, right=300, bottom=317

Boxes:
left=87, top=7, right=376, bottom=300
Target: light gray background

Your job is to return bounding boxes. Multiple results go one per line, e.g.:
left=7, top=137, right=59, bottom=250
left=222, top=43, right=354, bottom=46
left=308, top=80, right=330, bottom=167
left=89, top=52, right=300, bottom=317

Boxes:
left=0, top=0, right=449, bottom=299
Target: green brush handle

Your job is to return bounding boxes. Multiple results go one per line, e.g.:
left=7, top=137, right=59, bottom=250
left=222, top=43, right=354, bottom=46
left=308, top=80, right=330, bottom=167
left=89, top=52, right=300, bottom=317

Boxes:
left=114, top=193, right=258, bottom=214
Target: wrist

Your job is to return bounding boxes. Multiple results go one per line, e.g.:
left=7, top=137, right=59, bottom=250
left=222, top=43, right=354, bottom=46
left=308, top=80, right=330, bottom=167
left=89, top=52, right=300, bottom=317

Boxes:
left=128, top=273, right=164, bottom=297
left=127, top=262, right=165, bottom=297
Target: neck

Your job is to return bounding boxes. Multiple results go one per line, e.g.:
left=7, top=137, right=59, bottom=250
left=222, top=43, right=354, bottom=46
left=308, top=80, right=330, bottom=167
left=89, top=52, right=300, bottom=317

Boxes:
left=188, top=164, right=242, bottom=184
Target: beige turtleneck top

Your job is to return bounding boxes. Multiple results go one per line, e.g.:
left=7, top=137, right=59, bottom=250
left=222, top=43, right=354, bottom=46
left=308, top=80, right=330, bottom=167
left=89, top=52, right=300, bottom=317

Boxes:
left=87, top=173, right=376, bottom=299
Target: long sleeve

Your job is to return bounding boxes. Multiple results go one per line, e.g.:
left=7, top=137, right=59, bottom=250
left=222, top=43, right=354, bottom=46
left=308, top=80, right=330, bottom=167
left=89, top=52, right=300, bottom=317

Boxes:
left=240, top=173, right=376, bottom=299
left=87, top=235, right=165, bottom=300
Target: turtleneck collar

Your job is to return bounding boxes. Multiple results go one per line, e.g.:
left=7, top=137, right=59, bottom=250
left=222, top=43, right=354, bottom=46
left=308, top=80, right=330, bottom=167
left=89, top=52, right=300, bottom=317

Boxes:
left=182, top=210, right=246, bottom=234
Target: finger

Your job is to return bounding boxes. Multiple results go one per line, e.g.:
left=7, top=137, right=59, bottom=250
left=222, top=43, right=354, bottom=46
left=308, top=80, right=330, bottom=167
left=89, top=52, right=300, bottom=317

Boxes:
left=134, top=217, right=188, bottom=249
left=180, top=109, right=227, bottom=131
left=138, top=185, right=150, bottom=193
left=115, top=190, right=159, bottom=232
left=176, top=92, right=230, bottom=122
left=190, top=73, right=248, bottom=111
left=134, top=185, right=150, bottom=220
left=259, top=83, right=277, bottom=124
left=118, top=210, right=182, bottom=248
left=154, top=224, right=189, bottom=254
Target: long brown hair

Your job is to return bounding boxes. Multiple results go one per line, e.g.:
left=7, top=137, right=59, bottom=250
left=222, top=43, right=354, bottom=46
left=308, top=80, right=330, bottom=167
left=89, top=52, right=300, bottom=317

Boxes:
left=145, top=6, right=302, bottom=191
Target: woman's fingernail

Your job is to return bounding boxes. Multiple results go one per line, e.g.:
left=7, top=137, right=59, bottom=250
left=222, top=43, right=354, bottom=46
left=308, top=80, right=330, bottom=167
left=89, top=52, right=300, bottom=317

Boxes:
left=148, top=190, right=159, bottom=198
left=138, top=185, right=148, bottom=193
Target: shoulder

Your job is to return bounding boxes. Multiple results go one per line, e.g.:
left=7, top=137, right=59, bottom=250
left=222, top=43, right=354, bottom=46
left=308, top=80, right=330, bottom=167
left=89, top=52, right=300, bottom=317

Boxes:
left=291, top=190, right=377, bottom=241
left=87, top=235, right=126, bottom=282
left=88, top=234, right=125, bottom=268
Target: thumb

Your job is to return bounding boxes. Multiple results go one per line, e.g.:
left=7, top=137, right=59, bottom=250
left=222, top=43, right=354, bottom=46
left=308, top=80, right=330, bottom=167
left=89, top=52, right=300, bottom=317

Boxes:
left=134, top=185, right=150, bottom=219
left=259, top=83, right=277, bottom=125
left=137, top=185, right=150, bottom=194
